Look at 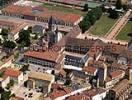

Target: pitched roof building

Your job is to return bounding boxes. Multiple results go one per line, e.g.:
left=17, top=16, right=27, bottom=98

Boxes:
left=2, top=5, right=82, bottom=26
left=108, top=79, right=130, bottom=100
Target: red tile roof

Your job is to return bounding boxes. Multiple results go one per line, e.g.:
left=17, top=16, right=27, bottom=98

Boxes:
left=2, top=5, right=81, bottom=23
left=4, top=68, right=21, bottom=77
left=0, top=20, right=28, bottom=35
left=50, top=84, right=73, bottom=99
left=63, top=87, right=73, bottom=93
left=10, top=96, right=24, bottom=100
left=82, top=66, right=97, bottom=74
left=110, top=70, right=124, bottom=79
left=49, top=90, right=66, bottom=99
left=83, top=88, right=105, bottom=97
left=68, top=94, right=89, bottom=100
left=0, top=20, right=16, bottom=28
left=24, top=50, right=59, bottom=62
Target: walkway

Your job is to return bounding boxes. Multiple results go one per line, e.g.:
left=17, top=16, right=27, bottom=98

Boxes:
left=77, top=33, right=128, bottom=45
left=105, top=10, right=132, bottom=39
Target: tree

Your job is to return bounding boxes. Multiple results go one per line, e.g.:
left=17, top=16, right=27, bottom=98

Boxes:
left=10, top=93, right=16, bottom=97
left=101, top=4, right=106, bottom=12
left=64, top=76, right=71, bottom=86
left=33, top=34, right=38, bottom=40
left=116, top=0, right=122, bottom=9
left=10, top=79, right=14, bottom=86
left=0, top=28, right=9, bottom=40
left=3, top=40, right=16, bottom=53
left=1, top=90, right=11, bottom=100
left=127, top=33, right=132, bottom=37
left=20, top=64, right=29, bottom=72
left=0, top=87, right=4, bottom=93
left=109, top=9, right=119, bottom=19
left=127, top=33, right=132, bottom=42
left=122, top=5, right=128, bottom=10
left=94, top=7, right=103, bottom=20
left=87, top=14, right=97, bottom=25
left=83, top=3, right=88, bottom=11
left=0, top=71, right=4, bottom=77
left=3, top=40, right=16, bottom=50
left=18, top=29, right=31, bottom=47
left=6, top=80, right=14, bottom=90
left=79, top=20, right=91, bottom=33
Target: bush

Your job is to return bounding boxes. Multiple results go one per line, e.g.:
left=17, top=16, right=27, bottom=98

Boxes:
left=108, top=9, right=119, bottom=19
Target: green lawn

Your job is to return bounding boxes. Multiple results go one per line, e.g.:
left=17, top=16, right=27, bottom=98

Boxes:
left=42, top=3, right=86, bottom=16
left=116, top=21, right=132, bottom=41
left=89, top=15, right=117, bottom=36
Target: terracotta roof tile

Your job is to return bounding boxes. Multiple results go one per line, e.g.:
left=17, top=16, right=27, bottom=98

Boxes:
left=10, top=96, right=24, bottom=100
left=68, top=94, right=89, bottom=100
left=49, top=90, right=66, bottom=99
left=24, top=50, right=59, bottom=62
left=111, top=79, right=129, bottom=93
left=110, top=70, right=124, bottom=79
left=63, top=87, right=73, bottom=93
left=4, top=68, right=21, bottom=77
left=2, top=5, right=81, bottom=23
left=82, top=66, right=97, bottom=74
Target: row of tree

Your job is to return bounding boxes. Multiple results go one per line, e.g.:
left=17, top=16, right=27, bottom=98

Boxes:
left=79, top=7, right=102, bottom=33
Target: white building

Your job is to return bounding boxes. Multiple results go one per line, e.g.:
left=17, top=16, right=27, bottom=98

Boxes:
left=0, top=76, right=10, bottom=88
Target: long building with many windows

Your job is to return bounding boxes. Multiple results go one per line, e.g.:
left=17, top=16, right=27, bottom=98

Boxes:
left=1, top=4, right=83, bottom=27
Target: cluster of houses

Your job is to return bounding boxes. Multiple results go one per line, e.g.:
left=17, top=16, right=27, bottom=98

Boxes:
left=17, top=22, right=132, bottom=99
left=0, top=0, right=131, bottom=100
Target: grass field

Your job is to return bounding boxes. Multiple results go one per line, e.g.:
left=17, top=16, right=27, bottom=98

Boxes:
left=116, top=21, right=132, bottom=41
left=42, top=3, right=86, bottom=16
left=89, top=15, right=117, bottom=36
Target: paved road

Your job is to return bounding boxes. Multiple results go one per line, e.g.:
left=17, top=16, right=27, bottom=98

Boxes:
left=105, top=10, right=132, bottom=39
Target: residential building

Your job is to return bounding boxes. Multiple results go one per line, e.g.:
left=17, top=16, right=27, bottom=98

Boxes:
left=67, top=88, right=107, bottom=100
left=3, top=68, right=24, bottom=84
left=63, top=37, right=94, bottom=70
left=49, top=83, right=91, bottom=100
left=0, top=20, right=28, bottom=40
left=108, top=79, right=131, bottom=100
left=24, top=49, right=61, bottom=70
left=83, top=66, right=98, bottom=76
left=105, top=70, right=125, bottom=89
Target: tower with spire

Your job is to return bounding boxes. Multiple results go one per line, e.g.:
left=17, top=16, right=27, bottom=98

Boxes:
left=48, top=16, right=57, bottom=31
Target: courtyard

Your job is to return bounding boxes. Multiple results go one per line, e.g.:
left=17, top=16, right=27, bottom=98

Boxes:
left=89, top=15, right=117, bottom=36
left=116, top=21, right=132, bottom=41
